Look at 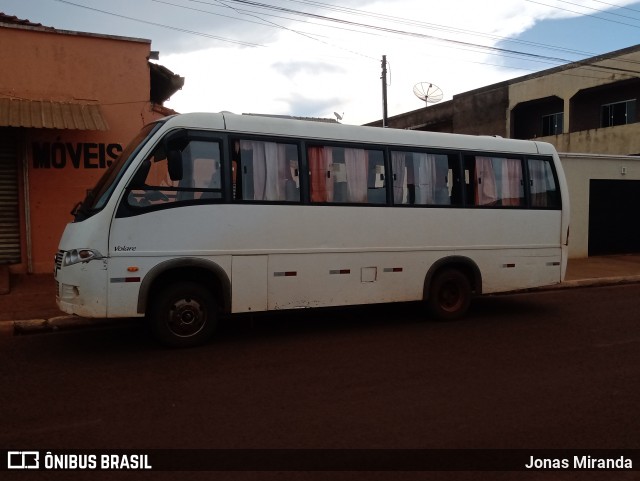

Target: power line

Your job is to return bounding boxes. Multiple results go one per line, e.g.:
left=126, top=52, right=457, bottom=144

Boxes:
left=155, top=0, right=378, bottom=60
left=209, top=0, right=640, bottom=76
left=526, top=0, right=640, bottom=30
left=191, top=0, right=588, bottom=63
left=592, top=0, right=640, bottom=15
left=51, top=0, right=265, bottom=47
left=556, top=0, right=640, bottom=23
left=49, top=0, right=640, bottom=82
left=279, top=0, right=599, bottom=58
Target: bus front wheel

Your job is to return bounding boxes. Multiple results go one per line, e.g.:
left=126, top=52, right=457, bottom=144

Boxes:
left=427, top=268, right=472, bottom=320
left=150, top=282, right=217, bottom=347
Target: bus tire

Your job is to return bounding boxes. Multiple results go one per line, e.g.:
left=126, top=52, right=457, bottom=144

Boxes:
left=150, top=281, right=217, bottom=347
left=427, top=268, right=472, bottom=320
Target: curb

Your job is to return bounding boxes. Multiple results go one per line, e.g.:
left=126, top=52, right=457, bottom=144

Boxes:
left=547, top=275, right=640, bottom=290
left=2, top=276, right=640, bottom=337
left=14, top=316, right=91, bottom=334
left=4, top=316, right=126, bottom=337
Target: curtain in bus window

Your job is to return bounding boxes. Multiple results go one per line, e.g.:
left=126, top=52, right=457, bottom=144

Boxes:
left=264, top=142, right=288, bottom=201
left=242, top=140, right=265, bottom=200
left=240, top=140, right=288, bottom=201
left=529, top=159, right=556, bottom=207
left=500, top=158, right=523, bottom=206
left=475, top=156, right=498, bottom=205
left=344, top=148, right=369, bottom=203
left=415, top=153, right=453, bottom=205
left=412, top=153, right=429, bottom=204
left=309, top=146, right=334, bottom=202
left=391, top=151, right=406, bottom=204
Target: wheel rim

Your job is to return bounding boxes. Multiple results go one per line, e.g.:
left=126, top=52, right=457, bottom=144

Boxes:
left=438, top=279, right=463, bottom=312
left=167, top=297, right=207, bottom=338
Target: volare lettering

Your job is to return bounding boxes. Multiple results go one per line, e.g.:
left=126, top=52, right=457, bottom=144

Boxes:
left=33, top=142, right=123, bottom=169
left=114, top=245, right=136, bottom=252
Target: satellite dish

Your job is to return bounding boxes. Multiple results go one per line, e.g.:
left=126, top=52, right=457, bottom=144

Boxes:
left=334, top=112, right=344, bottom=122
left=413, top=82, right=443, bottom=106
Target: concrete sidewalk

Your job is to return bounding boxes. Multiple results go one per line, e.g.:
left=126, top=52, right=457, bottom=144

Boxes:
left=563, top=254, right=640, bottom=285
left=1, top=254, right=640, bottom=335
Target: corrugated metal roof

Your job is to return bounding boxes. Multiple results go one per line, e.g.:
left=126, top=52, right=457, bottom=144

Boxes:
left=0, top=12, right=47, bottom=28
left=0, top=98, right=109, bottom=131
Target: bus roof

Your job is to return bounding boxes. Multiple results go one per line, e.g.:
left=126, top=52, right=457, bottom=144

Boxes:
left=162, top=112, right=551, bottom=155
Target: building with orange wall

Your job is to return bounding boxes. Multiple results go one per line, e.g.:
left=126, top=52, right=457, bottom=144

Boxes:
left=0, top=13, right=183, bottom=274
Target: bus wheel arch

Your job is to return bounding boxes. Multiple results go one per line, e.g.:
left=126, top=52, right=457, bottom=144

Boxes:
left=424, top=257, right=482, bottom=320
left=150, top=281, right=217, bottom=347
left=138, top=259, right=231, bottom=346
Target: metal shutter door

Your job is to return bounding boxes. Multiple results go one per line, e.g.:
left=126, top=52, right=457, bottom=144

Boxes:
left=0, top=135, right=21, bottom=264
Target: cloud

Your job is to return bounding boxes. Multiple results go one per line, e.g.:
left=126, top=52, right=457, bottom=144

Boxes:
left=272, top=61, right=346, bottom=78
left=11, top=0, right=626, bottom=124
left=277, top=93, right=346, bottom=118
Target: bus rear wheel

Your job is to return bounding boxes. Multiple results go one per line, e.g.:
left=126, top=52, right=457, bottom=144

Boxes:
left=150, top=282, right=217, bottom=347
left=428, top=268, right=472, bottom=320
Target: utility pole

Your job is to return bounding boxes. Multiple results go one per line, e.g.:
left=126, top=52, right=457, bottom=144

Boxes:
left=381, top=55, right=388, bottom=127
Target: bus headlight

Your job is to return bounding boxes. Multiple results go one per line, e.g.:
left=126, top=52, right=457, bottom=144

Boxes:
left=63, top=249, right=104, bottom=266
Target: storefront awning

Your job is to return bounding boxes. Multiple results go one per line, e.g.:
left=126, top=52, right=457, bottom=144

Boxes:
left=0, top=98, right=109, bottom=131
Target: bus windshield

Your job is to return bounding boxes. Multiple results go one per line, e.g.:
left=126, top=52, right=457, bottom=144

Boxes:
left=73, top=121, right=164, bottom=221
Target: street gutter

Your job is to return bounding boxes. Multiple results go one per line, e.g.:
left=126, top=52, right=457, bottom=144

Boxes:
left=3, top=275, right=640, bottom=337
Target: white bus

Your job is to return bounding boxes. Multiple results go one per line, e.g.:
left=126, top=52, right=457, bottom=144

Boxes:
left=55, top=112, right=570, bottom=347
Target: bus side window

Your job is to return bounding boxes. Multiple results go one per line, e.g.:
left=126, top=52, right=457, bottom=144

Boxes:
left=367, top=151, right=386, bottom=204
left=391, top=151, right=460, bottom=206
left=127, top=148, right=176, bottom=207
left=126, top=139, right=222, bottom=209
left=188, top=141, right=222, bottom=200
left=309, top=145, right=385, bottom=204
left=464, top=155, right=524, bottom=207
left=528, top=158, right=560, bottom=208
left=232, top=138, right=300, bottom=202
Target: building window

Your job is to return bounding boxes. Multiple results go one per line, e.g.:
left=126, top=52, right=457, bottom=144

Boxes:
left=601, top=99, right=636, bottom=127
left=542, top=112, right=563, bottom=136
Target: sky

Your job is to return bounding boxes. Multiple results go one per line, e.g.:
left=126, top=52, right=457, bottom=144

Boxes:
left=1, top=0, right=640, bottom=125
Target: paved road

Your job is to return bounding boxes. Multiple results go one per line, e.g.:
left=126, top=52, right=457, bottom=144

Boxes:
left=1, top=285, right=639, bottom=480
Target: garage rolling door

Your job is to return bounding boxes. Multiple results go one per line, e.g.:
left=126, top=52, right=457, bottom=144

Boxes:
left=0, top=133, right=21, bottom=264
left=589, top=179, right=640, bottom=256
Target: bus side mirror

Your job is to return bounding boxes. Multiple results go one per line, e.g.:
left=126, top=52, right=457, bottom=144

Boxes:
left=167, top=150, right=183, bottom=181
left=163, top=129, right=189, bottom=151
left=163, top=129, right=188, bottom=181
